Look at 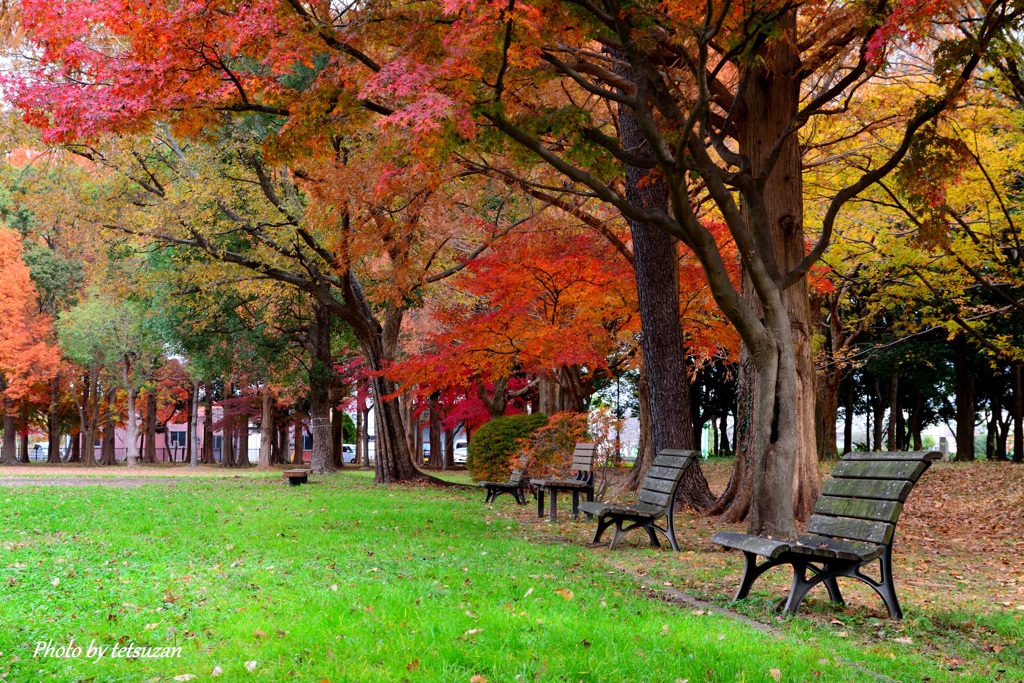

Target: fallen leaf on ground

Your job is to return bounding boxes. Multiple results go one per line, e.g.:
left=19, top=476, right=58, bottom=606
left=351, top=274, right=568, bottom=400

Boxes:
left=769, top=668, right=781, bottom=681
left=244, top=661, right=258, bottom=672
left=554, top=588, right=573, bottom=600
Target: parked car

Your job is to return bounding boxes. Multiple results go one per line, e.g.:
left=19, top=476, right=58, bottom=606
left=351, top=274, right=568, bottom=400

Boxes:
left=342, top=444, right=357, bottom=463
left=453, top=440, right=468, bottom=464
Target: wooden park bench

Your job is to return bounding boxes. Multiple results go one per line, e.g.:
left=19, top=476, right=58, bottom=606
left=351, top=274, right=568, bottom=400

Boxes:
left=531, top=442, right=597, bottom=522
left=283, top=468, right=310, bottom=486
left=712, top=450, right=941, bottom=619
left=478, top=455, right=530, bottom=505
left=580, top=449, right=698, bottom=551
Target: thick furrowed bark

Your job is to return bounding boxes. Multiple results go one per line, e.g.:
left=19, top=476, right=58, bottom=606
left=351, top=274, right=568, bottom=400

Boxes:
left=616, top=52, right=714, bottom=510
left=309, top=304, right=337, bottom=475
left=715, top=9, right=819, bottom=525
left=1, top=410, right=17, bottom=465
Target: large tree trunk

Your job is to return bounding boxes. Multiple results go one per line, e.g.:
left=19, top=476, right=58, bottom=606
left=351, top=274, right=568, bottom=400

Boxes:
left=144, top=390, right=158, bottom=463
left=185, top=382, right=195, bottom=465
left=1, top=407, right=17, bottom=465
left=100, top=386, right=117, bottom=465
left=18, top=424, right=27, bottom=463
left=443, top=427, right=455, bottom=470
left=47, top=374, right=61, bottom=464
left=616, top=65, right=713, bottom=510
left=309, top=302, right=336, bottom=474
left=429, top=393, right=442, bottom=471
left=816, top=369, right=841, bottom=461
left=237, top=409, right=249, bottom=466
left=709, top=12, right=819, bottom=529
left=203, top=385, right=215, bottom=464
left=189, top=381, right=200, bottom=467
left=259, top=387, right=273, bottom=468
left=1012, top=362, right=1022, bottom=463
left=221, top=409, right=234, bottom=468
left=332, top=402, right=346, bottom=469
left=322, top=267, right=428, bottom=482
left=954, top=336, right=975, bottom=461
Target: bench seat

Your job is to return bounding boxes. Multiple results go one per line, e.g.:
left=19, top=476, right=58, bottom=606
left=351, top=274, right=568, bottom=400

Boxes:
left=712, top=531, right=885, bottom=563
left=283, top=469, right=310, bottom=486
left=531, top=478, right=590, bottom=488
left=579, top=501, right=662, bottom=519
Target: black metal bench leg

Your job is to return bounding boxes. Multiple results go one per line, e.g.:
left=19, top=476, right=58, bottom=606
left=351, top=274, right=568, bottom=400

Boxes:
left=782, top=560, right=820, bottom=615
left=874, top=548, right=903, bottom=619
left=592, top=516, right=612, bottom=545
left=537, top=488, right=545, bottom=518
left=571, top=490, right=579, bottom=519
left=807, top=562, right=844, bottom=605
left=735, top=551, right=774, bottom=601
left=585, top=488, right=594, bottom=520
left=609, top=520, right=625, bottom=550
left=665, top=506, right=680, bottom=552
left=644, top=524, right=661, bottom=548
left=549, top=489, right=558, bottom=522
left=823, top=576, right=844, bottom=605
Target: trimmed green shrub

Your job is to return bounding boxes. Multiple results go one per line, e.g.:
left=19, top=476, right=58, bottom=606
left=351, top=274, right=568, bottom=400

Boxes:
left=467, top=413, right=548, bottom=481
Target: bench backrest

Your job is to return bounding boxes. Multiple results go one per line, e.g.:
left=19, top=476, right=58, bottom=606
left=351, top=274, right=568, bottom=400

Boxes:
left=636, top=449, right=699, bottom=510
left=807, top=451, right=941, bottom=547
left=571, top=442, right=597, bottom=485
left=508, top=454, right=530, bottom=485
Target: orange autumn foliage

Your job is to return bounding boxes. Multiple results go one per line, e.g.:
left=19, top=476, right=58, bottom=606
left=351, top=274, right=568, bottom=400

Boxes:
left=0, top=228, right=60, bottom=403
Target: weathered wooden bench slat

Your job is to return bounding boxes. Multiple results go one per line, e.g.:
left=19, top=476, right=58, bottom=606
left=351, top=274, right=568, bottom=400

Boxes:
left=582, top=450, right=698, bottom=552
left=789, top=535, right=887, bottom=562
left=813, top=496, right=903, bottom=523
left=840, top=451, right=942, bottom=462
left=712, top=450, right=939, bottom=619
left=820, top=477, right=913, bottom=502
left=646, top=466, right=684, bottom=480
left=806, top=515, right=894, bottom=545
left=640, top=478, right=678, bottom=494
left=831, top=460, right=928, bottom=481
left=637, top=490, right=672, bottom=507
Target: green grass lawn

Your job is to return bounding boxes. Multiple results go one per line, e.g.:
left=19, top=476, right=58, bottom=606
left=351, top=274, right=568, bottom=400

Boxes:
left=0, top=470, right=998, bottom=682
